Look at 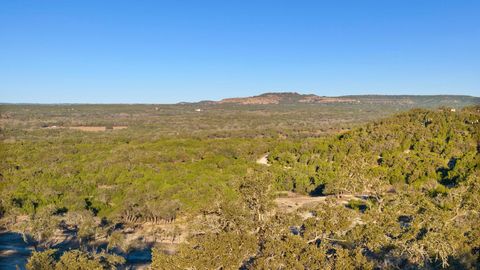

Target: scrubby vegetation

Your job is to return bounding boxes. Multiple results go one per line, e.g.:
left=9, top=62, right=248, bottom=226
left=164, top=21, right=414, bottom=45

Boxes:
left=26, top=249, right=125, bottom=270
left=0, top=99, right=478, bottom=269
left=149, top=106, right=479, bottom=269
left=268, top=106, right=479, bottom=196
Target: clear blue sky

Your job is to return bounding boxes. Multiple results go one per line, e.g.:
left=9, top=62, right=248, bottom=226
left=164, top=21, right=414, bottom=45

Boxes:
left=1, top=1, right=479, bottom=103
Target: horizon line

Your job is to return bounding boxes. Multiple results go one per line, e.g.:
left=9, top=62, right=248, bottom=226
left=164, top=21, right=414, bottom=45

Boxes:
left=1, top=93, right=479, bottom=105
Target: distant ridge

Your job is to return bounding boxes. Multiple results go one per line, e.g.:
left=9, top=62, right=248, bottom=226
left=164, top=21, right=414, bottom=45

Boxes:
left=218, top=92, right=358, bottom=105
left=180, top=92, right=479, bottom=107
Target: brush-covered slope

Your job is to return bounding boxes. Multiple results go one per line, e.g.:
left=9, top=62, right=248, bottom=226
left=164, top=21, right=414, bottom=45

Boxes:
left=269, top=106, right=479, bottom=195
left=153, top=106, right=480, bottom=269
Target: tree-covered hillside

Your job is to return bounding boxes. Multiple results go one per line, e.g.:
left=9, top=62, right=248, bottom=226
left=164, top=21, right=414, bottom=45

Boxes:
left=153, top=106, right=479, bottom=269
left=268, top=106, right=479, bottom=196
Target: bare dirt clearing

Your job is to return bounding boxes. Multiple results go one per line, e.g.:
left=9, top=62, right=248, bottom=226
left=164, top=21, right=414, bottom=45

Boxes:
left=257, top=154, right=368, bottom=213
left=256, top=154, right=270, bottom=166
left=275, top=192, right=366, bottom=213
left=69, top=126, right=128, bottom=132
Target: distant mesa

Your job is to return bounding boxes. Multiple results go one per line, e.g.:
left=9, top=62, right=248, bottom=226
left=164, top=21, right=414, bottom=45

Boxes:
left=217, top=92, right=358, bottom=105
left=178, top=92, right=480, bottom=107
